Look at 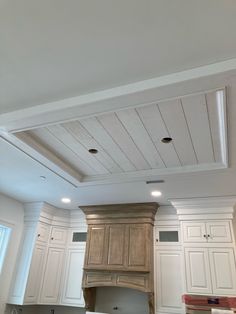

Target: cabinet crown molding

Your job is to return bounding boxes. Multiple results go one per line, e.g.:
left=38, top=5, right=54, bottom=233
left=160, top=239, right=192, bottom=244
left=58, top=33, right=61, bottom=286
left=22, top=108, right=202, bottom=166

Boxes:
left=170, top=197, right=236, bottom=220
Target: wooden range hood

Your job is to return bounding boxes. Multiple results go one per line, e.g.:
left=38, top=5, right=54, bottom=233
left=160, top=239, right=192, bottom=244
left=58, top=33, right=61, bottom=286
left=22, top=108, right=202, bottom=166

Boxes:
left=80, top=203, right=158, bottom=314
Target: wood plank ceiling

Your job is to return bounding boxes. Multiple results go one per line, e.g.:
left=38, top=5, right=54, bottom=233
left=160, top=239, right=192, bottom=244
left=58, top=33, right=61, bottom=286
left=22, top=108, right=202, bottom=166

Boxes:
left=15, top=89, right=226, bottom=183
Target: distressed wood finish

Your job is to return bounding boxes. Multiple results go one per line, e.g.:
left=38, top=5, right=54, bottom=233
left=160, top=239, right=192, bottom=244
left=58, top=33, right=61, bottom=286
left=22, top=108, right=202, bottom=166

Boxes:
left=81, top=202, right=158, bottom=314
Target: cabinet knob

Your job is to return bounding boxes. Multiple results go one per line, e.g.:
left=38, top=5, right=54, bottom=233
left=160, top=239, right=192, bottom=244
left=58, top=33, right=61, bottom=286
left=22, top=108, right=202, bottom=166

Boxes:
left=156, top=239, right=159, bottom=242
left=51, top=237, right=54, bottom=240
left=207, top=234, right=210, bottom=238
left=203, top=234, right=206, bottom=238
left=37, top=234, right=40, bottom=237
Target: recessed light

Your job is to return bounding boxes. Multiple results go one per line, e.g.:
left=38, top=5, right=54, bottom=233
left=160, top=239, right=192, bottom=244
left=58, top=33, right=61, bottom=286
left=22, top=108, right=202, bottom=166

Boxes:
left=161, top=137, right=172, bottom=143
left=40, top=176, right=46, bottom=180
left=151, top=190, right=162, bottom=197
left=61, top=198, right=71, bottom=204
left=88, top=148, right=98, bottom=154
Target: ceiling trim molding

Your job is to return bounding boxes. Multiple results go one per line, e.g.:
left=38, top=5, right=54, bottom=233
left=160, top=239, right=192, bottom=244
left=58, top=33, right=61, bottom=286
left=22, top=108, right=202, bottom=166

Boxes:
left=0, top=131, right=82, bottom=188
left=1, top=58, right=236, bottom=133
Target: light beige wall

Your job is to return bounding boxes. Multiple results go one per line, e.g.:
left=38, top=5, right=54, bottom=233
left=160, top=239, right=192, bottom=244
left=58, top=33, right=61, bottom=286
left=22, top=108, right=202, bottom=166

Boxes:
left=0, top=193, right=24, bottom=314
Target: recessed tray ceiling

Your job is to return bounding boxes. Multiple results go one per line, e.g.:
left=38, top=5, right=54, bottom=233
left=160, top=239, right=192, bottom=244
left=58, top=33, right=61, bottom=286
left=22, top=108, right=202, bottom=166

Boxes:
left=14, top=88, right=227, bottom=185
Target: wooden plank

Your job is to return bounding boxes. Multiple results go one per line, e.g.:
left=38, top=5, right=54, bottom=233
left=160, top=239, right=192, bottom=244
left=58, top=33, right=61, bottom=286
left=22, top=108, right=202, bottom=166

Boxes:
left=31, top=128, right=95, bottom=175
left=116, top=109, right=165, bottom=169
left=62, top=121, right=122, bottom=174
left=47, top=125, right=109, bottom=175
left=158, top=99, right=197, bottom=166
left=80, top=117, right=136, bottom=172
left=206, top=91, right=222, bottom=162
left=137, top=104, right=181, bottom=167
left=98, top=113, right=150, bottom=170
left=181, top=94, right=214, bottom=163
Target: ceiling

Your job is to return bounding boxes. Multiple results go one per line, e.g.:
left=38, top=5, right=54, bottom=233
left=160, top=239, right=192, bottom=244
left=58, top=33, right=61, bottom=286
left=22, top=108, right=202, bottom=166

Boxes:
left=1, top=1, right=236, bottom=209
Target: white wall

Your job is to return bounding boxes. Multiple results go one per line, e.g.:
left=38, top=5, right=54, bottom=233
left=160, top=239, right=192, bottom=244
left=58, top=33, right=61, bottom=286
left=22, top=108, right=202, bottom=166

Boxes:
left=0, top=193, right=24, bottom=314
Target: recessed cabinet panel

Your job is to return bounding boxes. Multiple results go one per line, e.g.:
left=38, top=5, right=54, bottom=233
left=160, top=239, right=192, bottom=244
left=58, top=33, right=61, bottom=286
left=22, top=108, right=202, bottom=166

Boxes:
left=36, top=223, right=50, bottom=244
left=209, top=248, right=236, bottom=295
left=50, top=227, right=68, bottom=245
left=206, top=222, right=232, bottom=243
left=61, top=249, right=85, bottom=306
left=156, top=251, right=183, bottom=313
left=107, top=225, right=126, bottom=266
left=185, top=248, right=212, bottom=294
left=24, top=245, right=46, bottom=303
left=39, top=247, right=65, bottom=304
left=87, top=226, right=106, bottom=265
left=182, top=222, right=206, bottom=242
left=128, top=225, right=146, bottom=268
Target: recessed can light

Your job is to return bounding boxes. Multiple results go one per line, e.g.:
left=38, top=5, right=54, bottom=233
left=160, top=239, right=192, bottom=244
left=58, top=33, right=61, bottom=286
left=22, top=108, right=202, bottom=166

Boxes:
left=61, top=198, right=71, bottom=204
left=88, top=148, right=98, bottom=154
left=151, top=190, right=162, bottom=197
left=40, top=176, right=46, bottom=180
left=161, top=137, right=172, bottom=143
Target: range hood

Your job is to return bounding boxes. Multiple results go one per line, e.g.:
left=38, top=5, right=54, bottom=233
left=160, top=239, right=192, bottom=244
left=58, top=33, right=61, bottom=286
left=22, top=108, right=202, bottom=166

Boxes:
left=80, top=203, right=158, bottom=314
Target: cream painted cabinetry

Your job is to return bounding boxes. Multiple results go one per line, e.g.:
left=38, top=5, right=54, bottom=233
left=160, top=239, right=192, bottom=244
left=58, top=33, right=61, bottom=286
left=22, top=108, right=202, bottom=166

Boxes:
left=8, top=203, right=87, bottom=308
left=154, top=207, right=184, bottom=314
left=182, top=221, right=232, bottom=243
left=155, top=249, right=183, bottom=314
left=24, top=244, right=47, bottom=303
left=39, top=247, right=65, bottom=304
left=185, top=247, right=236, bottom=295
left=61, top=247, right=85, bottom=307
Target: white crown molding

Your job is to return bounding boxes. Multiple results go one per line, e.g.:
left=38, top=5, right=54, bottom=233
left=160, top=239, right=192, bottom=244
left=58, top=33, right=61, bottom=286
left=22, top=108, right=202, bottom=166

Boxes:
left=170, top=196, right=236, bottom=220
left=0, top=58, right=236, bottom=133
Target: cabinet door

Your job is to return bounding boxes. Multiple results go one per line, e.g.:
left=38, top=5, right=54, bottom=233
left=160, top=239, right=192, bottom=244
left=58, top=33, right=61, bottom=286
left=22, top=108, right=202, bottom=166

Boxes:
left=39, top=247, right=65, bottom=304
left=85, top=225, right=106, bottom=267
left=156, top=250, right=183, bottom=313
left=106, top=225, right=126, bottom=268
left=24, top=244, right=46, bottom=304
left=209, top=248, right=236, bottom=295
left=182, top=222, right=206, bottom=242
left=185, top=248, right=212, bottom=294
left=61, top=249, right=85, bottom=307
left=36, top=223, right=50, bottom=244
left=49, top=227, right=68, bottom=246
left=127, top=224, right=149, bottom=271
left=206, top=221, right=232, bottom=243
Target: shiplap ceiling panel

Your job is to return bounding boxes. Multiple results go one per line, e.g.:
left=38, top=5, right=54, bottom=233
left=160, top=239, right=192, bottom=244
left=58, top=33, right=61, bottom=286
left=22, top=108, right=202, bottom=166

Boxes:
left=46, top=125, right=109, bottom=175
left=30, top=128, right=95, bottom=176
left=80, top=117, right=136, bottom=172
left=15, top=89, right=227, bottom=183
left=181, top=94, right=215, bottom=164
left=158, top=99, right=197, bottom=166
left=206, top=91, right=223, bottom=163
left=116, top=108, right=165, bottom=169
left=98, top=113, right=150, bottom=171
left=62, top=121, right=122, bottom=174
left=136, top=104, right=181, bottom=167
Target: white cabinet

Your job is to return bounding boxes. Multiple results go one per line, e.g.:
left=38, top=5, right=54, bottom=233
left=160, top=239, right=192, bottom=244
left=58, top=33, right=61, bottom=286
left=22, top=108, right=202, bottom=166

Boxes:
left=185, top=248, right=212, bottom=294
left=209, top=248, right=236, bottom=295
left=36, top=223, right=50, bottom=244
left=156, top=250, right=183, bottom=314
left=24, top=244, right=46, bottom=304
left=49, top=227, right=68, bottom=246
left=39, top=247, right=65, bottom=304
left=182, top=221, right=232, bottom=243
left=61, top=248, right=85, bottom=307
left=184, top=247, right=236, bottom=295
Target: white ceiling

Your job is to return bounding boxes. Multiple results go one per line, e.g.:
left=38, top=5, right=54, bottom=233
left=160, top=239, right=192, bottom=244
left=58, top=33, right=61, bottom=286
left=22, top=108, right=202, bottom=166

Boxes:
left=1, top=1, right=236, bottom=209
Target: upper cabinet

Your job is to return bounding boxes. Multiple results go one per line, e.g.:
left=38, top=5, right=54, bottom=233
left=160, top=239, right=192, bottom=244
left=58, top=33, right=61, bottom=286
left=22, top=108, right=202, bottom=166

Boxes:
left=84, top=223, right=150, bottom=271
left=182, top=221, right=232, bottom=243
